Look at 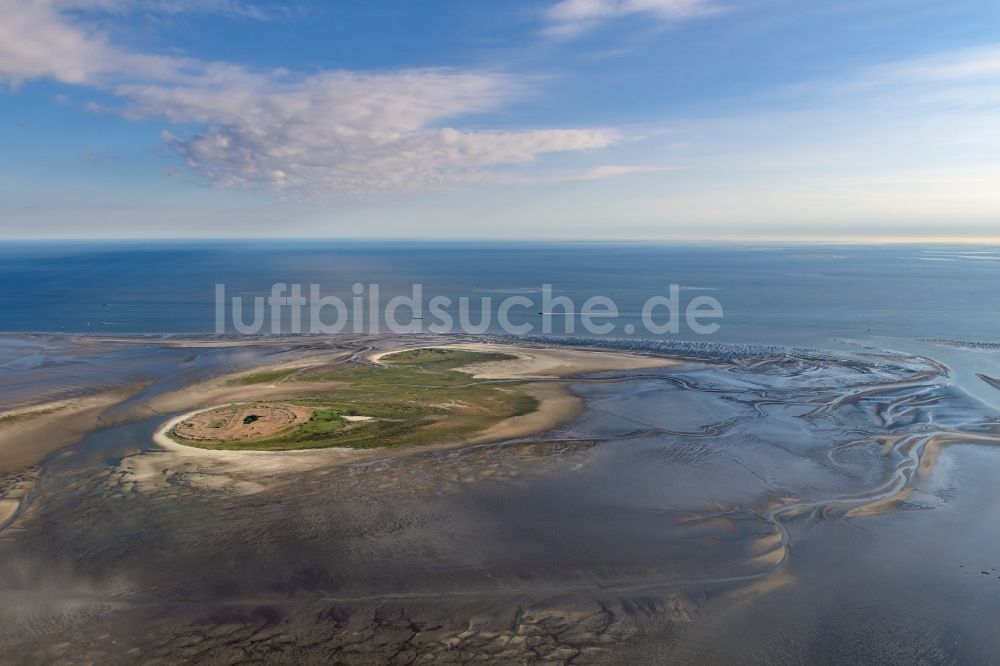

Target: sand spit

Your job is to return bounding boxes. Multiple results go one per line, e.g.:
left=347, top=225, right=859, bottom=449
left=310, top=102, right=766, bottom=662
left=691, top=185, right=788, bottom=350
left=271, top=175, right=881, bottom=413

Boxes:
left=138, top=380, right=347, bottom=421
left=0, top=500, right=17, bottom=528
left=68, top=335, right=354, bottom=349
left=467, top=381, right=584, bottom=445
left=370, top=342, right=679, bottom=378
left=0, top=388, right=140, bottom=474
left=724, top=572, right=796, bottom=605
left=746, top=545, right=787, bottom=569
left=845, top=488, right=914, bottom=517
left=114, top=349, right=352, bottom=422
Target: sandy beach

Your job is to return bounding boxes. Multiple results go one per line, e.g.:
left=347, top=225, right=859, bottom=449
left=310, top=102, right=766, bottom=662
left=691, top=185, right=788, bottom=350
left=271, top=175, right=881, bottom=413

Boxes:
left=143, top=341, right=677, bottom=472
left=369, top=342, right=678, bottom=378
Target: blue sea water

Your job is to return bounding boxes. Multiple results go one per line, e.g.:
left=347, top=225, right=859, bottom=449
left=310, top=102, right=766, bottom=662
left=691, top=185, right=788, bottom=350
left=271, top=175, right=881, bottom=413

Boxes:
left=1, top=241, right=999, bottom=350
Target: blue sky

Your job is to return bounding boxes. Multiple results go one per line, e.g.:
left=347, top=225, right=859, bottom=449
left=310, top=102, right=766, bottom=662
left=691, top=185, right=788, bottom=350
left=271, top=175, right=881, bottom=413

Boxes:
left=2, top=0, right=1000, bottom=240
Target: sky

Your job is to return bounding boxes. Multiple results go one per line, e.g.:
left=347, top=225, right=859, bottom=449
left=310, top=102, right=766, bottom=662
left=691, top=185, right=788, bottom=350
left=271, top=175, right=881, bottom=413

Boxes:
left=1, top=0, right=999, bottom=241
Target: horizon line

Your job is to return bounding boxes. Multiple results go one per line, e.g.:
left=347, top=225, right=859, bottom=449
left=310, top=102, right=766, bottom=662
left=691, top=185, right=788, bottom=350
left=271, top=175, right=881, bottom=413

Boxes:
left=4, top=235, right=1000, bottom=245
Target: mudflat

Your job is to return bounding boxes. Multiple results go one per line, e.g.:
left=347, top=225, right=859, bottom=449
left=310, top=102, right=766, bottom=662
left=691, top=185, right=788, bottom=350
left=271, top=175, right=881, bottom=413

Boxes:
left=3, top=334, right=1000, bottom=663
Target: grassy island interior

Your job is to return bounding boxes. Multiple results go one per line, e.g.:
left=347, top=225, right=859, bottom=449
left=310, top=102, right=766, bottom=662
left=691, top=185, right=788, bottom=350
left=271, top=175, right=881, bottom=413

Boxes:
left=169, top=348, right=539, bottom=451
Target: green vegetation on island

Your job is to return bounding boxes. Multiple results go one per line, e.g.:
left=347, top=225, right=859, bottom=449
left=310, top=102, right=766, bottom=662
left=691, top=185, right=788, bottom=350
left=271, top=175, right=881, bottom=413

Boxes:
left=170, top=348, right=538, bottom=451
left=229, top=367, right=302, bottom=385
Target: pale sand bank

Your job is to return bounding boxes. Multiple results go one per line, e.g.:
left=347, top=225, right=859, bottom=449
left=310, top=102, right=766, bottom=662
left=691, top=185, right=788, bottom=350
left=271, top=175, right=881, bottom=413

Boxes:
left=747, top=545, right=786, bottom=569
left=115, top=350, right=350, bottom=423
left=724, top=572, right=796, bottom=605
left=846, top=488, right=913, bottom=517
left=370, top=342, right=679, bottom=378
left=137, top=380, right=348, bottom=420
left=467, top=382, right=584, bottom=445
left=749, top=532, right=784, bottom=555
left=0, top=389, right=138, bottom=474
left=0, top=499, right=18, bottom=527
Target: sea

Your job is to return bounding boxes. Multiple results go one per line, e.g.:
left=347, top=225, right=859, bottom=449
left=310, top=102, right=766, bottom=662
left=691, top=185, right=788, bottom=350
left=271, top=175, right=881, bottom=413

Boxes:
left=2, top=240, right=999, bottom=348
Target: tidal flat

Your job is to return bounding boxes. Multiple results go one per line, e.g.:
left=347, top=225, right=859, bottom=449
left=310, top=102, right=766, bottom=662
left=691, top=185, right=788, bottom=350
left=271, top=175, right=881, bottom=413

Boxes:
left=1, top=334, right=1000, bottom=663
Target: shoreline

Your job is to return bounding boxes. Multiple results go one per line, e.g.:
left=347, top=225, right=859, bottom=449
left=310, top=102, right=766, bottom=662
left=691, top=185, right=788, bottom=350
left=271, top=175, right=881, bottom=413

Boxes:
left=149, top=341, right=673, bottom=462
left=0, top=338, right=683, bottom=485
left=151, top=378, right=587, bottom=465
left=369, top=342, right=680, bottom=378
left=0, top=387, right=142, bottom=474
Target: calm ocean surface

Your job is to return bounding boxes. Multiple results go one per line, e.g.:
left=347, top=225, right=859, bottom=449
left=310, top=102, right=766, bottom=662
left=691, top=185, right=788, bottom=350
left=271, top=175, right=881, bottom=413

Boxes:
left=2, top=241, right=999, bottom=349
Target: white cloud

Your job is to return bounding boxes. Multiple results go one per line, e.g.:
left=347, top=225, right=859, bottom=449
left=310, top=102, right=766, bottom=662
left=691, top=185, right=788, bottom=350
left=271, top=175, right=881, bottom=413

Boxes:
left=0, top=0, right=115, bottom=84
left=119, top=68, right=617, bottom=198
left=574, top=164, right=668, bottom=179
left=544, top=0, right=719, bottom=38
left=147, top=71, right=617, bottom=198
left=0, top=0, right=624, bottom=200
left=0, top=0, right=205, bottom=85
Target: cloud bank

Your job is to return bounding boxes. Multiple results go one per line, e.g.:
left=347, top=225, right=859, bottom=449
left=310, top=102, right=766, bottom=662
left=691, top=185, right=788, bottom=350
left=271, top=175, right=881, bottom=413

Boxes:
left=0, top=0, right=622, bottom=200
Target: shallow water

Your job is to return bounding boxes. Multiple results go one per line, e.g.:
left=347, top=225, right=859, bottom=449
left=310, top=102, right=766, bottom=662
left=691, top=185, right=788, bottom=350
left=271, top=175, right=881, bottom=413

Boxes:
left=2, top=335, right=1000, bottom=662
